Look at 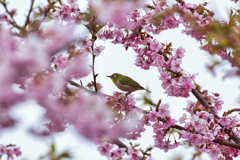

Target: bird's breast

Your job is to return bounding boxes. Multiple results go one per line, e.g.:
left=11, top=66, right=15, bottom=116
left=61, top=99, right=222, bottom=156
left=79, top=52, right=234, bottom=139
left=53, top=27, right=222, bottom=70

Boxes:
left=116, top=81, right=137, bottom=93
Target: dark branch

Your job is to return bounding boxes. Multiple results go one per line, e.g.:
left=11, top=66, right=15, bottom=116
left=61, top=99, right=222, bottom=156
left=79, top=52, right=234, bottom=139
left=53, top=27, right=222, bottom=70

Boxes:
left=175, top=0, right=185, bottom=5
left=24, top=0, right=35, bottom=29
left=111, top=139, right=128, bottom=149
left=65, top=79, right=240, bottom=150
left=161, top=51, right=240, bottom=144
left=111, top=139, right=143, bottom=160
left=91, top=35, right=98, bottom=92
left=0, top=0, right=22, bottom=30
left=191, top=89, right=240, bottom=144
left=172, top=124, right=240, bottom=149
left=92, top=54, right=98, bottom=92
left=213, top=139, right=240, bottom=149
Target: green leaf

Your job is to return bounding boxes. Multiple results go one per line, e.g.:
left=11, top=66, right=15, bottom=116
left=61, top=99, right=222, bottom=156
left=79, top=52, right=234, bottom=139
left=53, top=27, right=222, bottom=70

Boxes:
left=59, top=151, right=72, bottom=158
left=94, top=25, right=105, bottom=36
left=50, top=143, right=56, bottom=154
left=193, top=108, right=201, bottom=112
left=84, top=24, right=92, bottom=33
left=39, top=155, right=46, bottom=159
left=152, top=13, right=164, bottom=23
left=143, top=95, right=155, bottom=106
left=58, top=0, right=62, bottom=5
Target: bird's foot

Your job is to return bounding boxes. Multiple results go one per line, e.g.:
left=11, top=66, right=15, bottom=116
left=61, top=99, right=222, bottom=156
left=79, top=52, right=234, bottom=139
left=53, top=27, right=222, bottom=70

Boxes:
left=125, top=92, right=131, bottom=97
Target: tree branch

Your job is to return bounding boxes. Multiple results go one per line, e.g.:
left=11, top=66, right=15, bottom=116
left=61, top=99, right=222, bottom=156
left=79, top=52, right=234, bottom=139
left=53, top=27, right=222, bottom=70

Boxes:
left=110, top=139, right=143, bottom=160
left=111, top=139, right=128, bottom=149
left=171, top=124, right=240, bottom=149
left=223, top=108, right=240, bottom=116
left=65, top=78, right=240, bottom=150
left=24, top=0, right=35, bottom=29
left=175, top=0, right=185, bottom=5
left=92, top=54, right=98, bottom=92
left=0, top=0, right=22, bottom=30
left=160, top=50, right=240, bottom=144
left=191, top=89, right=240, bottom=144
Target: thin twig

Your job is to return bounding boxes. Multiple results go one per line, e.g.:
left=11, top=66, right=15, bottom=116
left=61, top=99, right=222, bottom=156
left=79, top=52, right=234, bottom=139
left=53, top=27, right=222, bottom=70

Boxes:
left=175, top=0, right=185, bottom=5
left=161, top=51, right=240, bottom=144
left=223, top=108, right=240, bottom=116
left=24, top=0, right=35, bottom=29
left=65, top=79, right=240, bottom=150
left=191, top=89, right=240, bottom=144
left=111, top=139, right=143, bottom=160
left=90, top=33, right=98, bottom=92
left=0, top=0, right=22, bottom=30
left=171, top=124, right=240, bottom=149
left=92, top=54, right=98, bottom=92
left=111, top=139, right=128, bottom=150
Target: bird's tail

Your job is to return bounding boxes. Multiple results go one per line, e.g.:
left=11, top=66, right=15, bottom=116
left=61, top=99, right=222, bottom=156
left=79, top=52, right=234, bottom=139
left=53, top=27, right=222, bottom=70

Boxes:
left=145, top=88, right=151, bottom=93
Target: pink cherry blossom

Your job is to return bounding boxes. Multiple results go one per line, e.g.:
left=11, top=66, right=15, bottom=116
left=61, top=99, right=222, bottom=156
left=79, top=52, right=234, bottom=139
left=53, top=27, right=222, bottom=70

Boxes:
left=90, top=0, right=144, bottom=26
left=170, top=58, right=182, bottom=72
left=77, top=36, right=92, bottom=50
left=213, top=98, right=224, bottom=113
left=191, top=115, right=207, bottom=131
left=0, top=145, right=21, bottom=159
left=67, top=0, right=78, bottom=4
left=1, top=1, right=240, bottom=159
left=53, top=55, right=68, bottom=69
left=65, top=55, right=91, bottom=79
left=158, top=104, right=170, bottom=117
left=203, top=133, right=215, bottom=142
left=179, top=113, right=187, bottom=124
left=110, top=148, right=125, bottom=159
left=93, top=45, right=105, bottom=56
left=0, top=145, right=7, bottom=155
left=148, top=110, right=159, bottom=122
left=220, top=117, right=230, bottom=126
left=189, top=134, right=203, bottom=145
left=207, top=145, right=221, bottom=158
left=150, top=40, right=162, bottom=52
left=98, top=143, right=113, bottom=157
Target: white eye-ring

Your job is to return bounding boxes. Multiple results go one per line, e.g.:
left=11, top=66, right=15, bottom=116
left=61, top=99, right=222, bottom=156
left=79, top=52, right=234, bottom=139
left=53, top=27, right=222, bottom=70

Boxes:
left=113, top=74, right=117, bottom=78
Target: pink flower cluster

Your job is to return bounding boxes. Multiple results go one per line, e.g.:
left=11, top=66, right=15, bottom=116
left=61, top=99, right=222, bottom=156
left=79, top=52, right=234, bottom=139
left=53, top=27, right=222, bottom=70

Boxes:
left=106, top=92, right=136, bottom=115
left=89, top=0, right=144, bottom=27
left=53, top=55, right=68, bottom=69
left=96, top=141, right=126, bottom=159
left=0, top=144, right=21, bottom=160
left=134, top=39, right=165, bottom=70
left=95, top=138, right=152, bottom=160
left=0, top=21, right=92, bottom=139
left=1, top=0, right=240, bottom=159
left=77, top=36, right=105, bottom=56
left=42, top=91, right=117, bottom=139
left=142, top=105, right=180, bottom=152
left=106, top=92, right=148, bottom=140
left=159, top=70, right=196, bottom=98
left=41, top=90, right=140, bottom=140
left=65, top=54, right=91, bottom=79
left=157, top=47, right=196, bottom=97
left=96, top=6, right=197, bottom=98
left=180, top=98, right=240, bottom=159
left=178, top=3, right=213, bottom=42
left=54, top=0, right=81, bottom=24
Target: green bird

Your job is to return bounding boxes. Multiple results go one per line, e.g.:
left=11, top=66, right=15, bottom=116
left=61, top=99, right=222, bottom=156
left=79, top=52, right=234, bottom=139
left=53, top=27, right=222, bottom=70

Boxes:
left=107, top=73, right=151, bottom=94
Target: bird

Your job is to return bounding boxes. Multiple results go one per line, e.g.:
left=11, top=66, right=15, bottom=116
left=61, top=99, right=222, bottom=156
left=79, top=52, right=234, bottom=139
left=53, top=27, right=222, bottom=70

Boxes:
left=106, top=73, right=151, bottom=94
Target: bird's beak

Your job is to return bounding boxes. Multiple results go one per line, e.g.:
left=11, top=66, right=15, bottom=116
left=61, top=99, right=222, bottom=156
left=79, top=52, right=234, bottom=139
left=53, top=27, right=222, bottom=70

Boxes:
left=106, top=76, right=111, bottom=78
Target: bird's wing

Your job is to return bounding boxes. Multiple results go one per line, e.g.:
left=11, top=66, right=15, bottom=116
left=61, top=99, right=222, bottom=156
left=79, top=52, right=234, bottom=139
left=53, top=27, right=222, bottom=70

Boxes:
left=119, top=76, right=144, bottom=89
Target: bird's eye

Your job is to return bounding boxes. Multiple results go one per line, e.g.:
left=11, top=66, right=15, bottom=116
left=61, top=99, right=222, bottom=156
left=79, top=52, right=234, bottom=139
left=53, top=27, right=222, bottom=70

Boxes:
left=113, top=74, right=117, bottom=78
